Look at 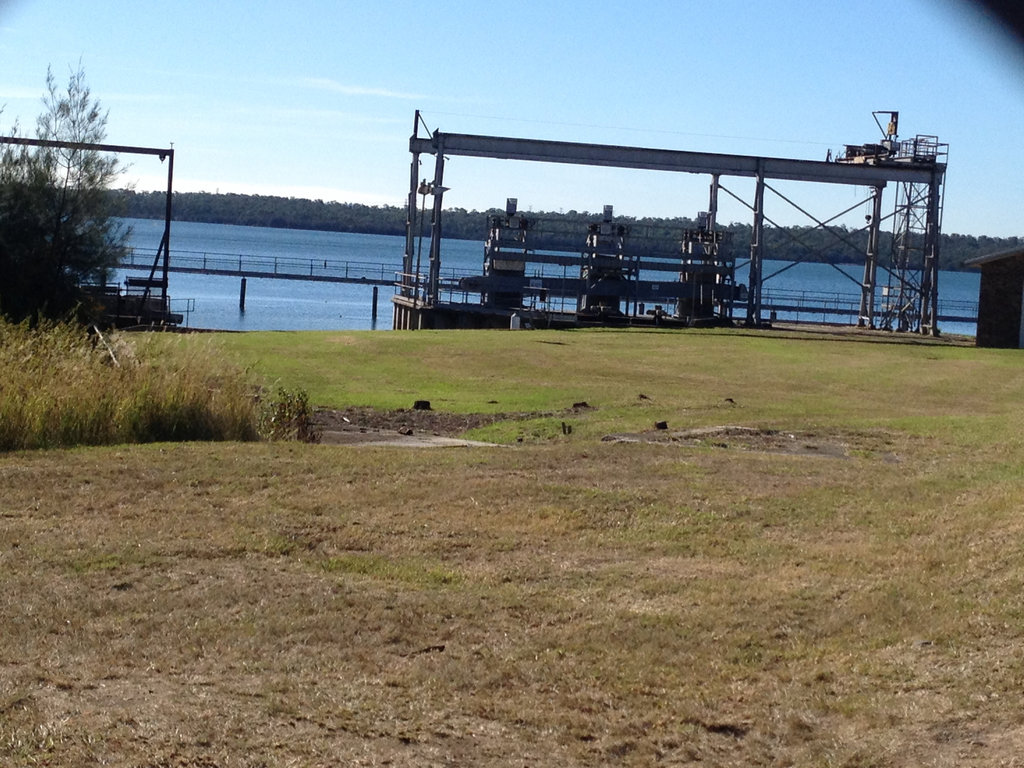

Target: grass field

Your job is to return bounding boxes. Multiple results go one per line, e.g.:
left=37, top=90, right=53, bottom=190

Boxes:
left=2, top=325, right=1023, bottom=766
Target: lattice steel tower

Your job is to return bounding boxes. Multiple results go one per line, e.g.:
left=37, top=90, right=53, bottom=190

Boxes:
left=882, top=134, right=947, bottom=333
left=839, top=112, right=948, bottom=335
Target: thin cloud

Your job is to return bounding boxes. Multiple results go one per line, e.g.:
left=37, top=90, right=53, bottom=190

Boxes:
left=101, top=92, right=171, bottom=104
left=0, top=85, right=45, bottom=100
left=298, top=78, right=423, bottom=101
left=225, top=102, right=405, bottom=125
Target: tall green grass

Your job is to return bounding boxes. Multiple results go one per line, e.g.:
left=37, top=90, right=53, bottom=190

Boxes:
left=0, top=319, right=259, bottom=450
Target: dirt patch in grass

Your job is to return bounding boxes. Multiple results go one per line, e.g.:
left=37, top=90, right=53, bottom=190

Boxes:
left=602, top=424, right=902, bottom=461
left=315, top=403, right=593, bottom=446
left=321, top=404, right=903, bottom=460
left=316, top=405, right=509, bottom=437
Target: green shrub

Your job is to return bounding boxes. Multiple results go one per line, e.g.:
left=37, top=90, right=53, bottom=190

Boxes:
left=258, top=386, right=321, bottom=443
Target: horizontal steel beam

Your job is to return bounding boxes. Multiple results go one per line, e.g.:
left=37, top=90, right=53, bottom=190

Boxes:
left=458, top=274, right=738, bottom=301
left=0, top=135, right=172, bottom=158
left=411, top=132, right=942, bottom=186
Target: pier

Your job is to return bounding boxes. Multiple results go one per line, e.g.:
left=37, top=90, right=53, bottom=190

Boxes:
left=120, top=247, right=399, bottom=286
left=117, top=243, right=977, bottom=332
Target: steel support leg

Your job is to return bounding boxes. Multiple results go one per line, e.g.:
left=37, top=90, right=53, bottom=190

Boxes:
left=746, top=169, right=765, bottom=326
left=402, top=112, right=424, bottom=300
left=920, top=170, right=942, bottom=336
left=859, top=185, right=884, bottom=328
left=427, top=136, right=446, bottom=305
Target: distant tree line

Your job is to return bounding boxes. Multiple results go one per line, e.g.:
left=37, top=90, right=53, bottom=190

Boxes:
left=112, top=189, right=1021, bottom=272
left=113, top=190, right=409, bottom=236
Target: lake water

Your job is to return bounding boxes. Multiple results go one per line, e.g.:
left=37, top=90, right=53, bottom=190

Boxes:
left=119, top=218, right=981, bottom=336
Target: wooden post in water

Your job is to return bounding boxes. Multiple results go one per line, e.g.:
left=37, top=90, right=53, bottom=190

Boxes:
left=372, top=286, right=379, bottom=323
left=239, top=277, right=247, bottom=312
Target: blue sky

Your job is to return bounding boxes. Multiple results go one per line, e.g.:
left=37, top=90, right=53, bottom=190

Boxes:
left=1, top=0, right=1023, bottom=237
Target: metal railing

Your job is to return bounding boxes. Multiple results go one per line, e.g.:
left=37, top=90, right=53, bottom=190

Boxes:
left=760, top=288, right=860, bottom=322
left=120, top=247, right=401, bottom=284
left=170, top=297, right=196, bottom=327
left=758, top=288, right=977, bottom=324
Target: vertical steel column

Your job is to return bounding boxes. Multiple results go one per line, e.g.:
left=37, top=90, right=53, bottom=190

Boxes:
left=858, top=184, right=884, bottom=328
left=920, top=167, right=943, bottom=335
left=403, top=112, right=421, bottom=299
left=707, top=174, right=726, bottom=320
left=746, top=166, right=765, bottom=326
left=427, top=134, right=446, bottom=305
left=161, top=148, right=174, bottom=308
left=707, top=174, right=720, bottom=230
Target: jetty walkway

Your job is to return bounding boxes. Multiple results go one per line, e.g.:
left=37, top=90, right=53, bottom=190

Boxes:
left=119, top=248, right=978, bottom=328
left=120, top=247, right=401, bottom=286
left=756, top=288, right=978, bottom=326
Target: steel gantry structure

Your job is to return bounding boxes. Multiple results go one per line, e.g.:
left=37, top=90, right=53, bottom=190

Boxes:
left=0, top=135, right=175, bottom=320
left=397, top=111, right=947, bottom=334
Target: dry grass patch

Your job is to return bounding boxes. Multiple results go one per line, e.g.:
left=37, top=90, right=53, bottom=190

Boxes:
left=2, top=430, right=1023, bottom=766
left=0, top=320, right=258, bottom=450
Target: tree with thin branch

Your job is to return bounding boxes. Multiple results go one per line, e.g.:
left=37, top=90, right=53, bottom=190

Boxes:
left=0, top=65, right=129, bottom=323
